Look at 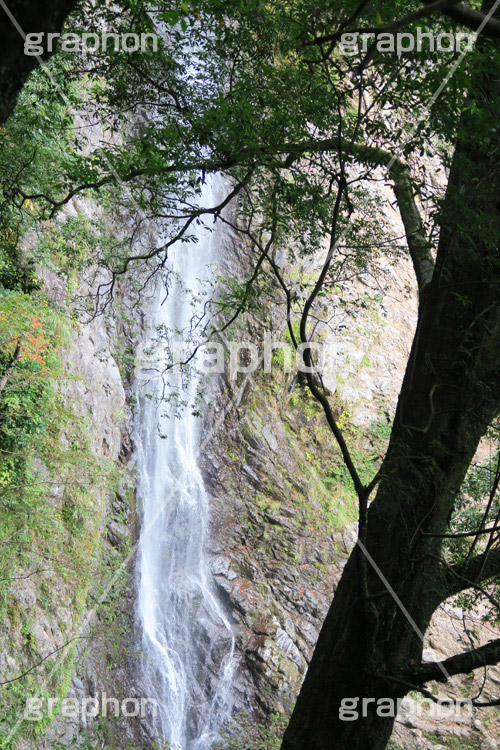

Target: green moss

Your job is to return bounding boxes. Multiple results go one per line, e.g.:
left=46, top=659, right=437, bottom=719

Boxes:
left=215, top=711, right=288, bottom=750
left=0, top=290, right=126, bottom=747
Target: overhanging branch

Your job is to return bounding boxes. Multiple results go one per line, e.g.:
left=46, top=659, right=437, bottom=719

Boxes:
left=304, top=0, right=462, bottom=48
left=410, top=637, right=500, bottom=683
left=445, top=546, right=500, bottom=597
left=282, top=137, right=435, bottom=293
left=422, top=0, right=500, bottom=39
left=348, top=142, right=434, bottom=294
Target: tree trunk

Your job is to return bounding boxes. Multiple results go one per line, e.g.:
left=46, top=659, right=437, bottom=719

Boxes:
left=282, top=12, right=500, bottom=750
left=0, top=0, right=79, bottom=122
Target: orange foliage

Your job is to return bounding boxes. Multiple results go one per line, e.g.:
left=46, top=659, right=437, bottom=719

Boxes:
left=3, top=315, right=52, bottom=370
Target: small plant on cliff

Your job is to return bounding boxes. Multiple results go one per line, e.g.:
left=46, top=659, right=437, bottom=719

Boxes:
left=215, top=711, right=288, bottom=750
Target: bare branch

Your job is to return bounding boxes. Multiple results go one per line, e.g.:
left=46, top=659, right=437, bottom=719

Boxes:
left=304, top=0, right=462, bottom=48
left=0, top=636, right=89, bottom=686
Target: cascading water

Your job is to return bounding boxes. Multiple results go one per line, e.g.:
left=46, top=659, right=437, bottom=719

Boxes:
left=134, top=176, right=235, bottom=750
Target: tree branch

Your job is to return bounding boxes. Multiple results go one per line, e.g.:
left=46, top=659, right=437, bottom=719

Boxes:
left=410, top=637, right=500, bottom=683
left=282, top=137, right=434, bottom=291
left=304, top=0, right=462, bottom=47
left=445, top=546, right=500, bottom=597
left=387, top=161, right=435, bottom=293
left=347, top=142, right=434, bottom=293
left=20, top=129, right=434, bottom=300
left=422, top=0, right=500, bottom=39
left=0, top=636, right=88, bottom=686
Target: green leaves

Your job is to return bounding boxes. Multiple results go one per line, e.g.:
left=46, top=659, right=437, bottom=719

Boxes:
left=159, top=1, right=191, bottom=28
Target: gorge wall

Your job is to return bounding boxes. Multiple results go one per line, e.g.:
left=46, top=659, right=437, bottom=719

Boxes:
left=1, top=178, right=500, bottom=750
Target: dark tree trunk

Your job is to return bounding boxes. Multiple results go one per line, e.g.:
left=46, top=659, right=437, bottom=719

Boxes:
left=0, top=0, right=79, bottom=122
left=282, top=13, right=500, bottom=750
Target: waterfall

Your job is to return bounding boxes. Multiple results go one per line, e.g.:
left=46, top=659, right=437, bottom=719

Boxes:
left=134, top=176, right=235, bottom=750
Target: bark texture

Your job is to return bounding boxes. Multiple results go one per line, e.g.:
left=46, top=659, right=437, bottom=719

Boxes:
left=282, top=13, right=500, bottom=750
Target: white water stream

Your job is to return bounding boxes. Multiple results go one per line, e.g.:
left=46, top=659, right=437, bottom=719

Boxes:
left=134, top=177, right=235, bottom=749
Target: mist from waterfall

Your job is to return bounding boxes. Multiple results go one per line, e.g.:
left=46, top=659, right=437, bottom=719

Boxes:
left=134, top=175, right=235, bottom=750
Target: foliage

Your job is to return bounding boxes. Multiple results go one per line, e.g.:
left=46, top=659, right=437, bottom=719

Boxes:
left=2, top=0, right=500, bottom=747
left=0, top=79, right=121, bottom=744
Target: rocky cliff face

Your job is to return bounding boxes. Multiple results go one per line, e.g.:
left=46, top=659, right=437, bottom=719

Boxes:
left=0, top=270, right=133, bottom=748
left=200, top=244, right=412, bottom=742
left=198, top=187, right=500, bottom=749
left=203, top=352, right=500, bottom=750
left=4, top=170, right=500, bottom=750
